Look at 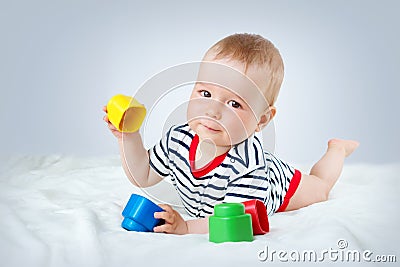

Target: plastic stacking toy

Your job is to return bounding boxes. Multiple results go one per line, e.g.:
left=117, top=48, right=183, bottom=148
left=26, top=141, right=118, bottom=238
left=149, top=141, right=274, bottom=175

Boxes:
left=107, top=94, right=146, bottom=133
left=243, top=199, right=269, bottom=235
left=209, top=203, right=253, bottom=243
left=121, top=194, right=164, bottom=232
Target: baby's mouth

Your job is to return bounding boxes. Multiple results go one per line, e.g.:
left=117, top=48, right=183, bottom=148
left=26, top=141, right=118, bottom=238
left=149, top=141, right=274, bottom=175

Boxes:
left=199, top=121, right=222, bottom=133
left=202, top=124, right=220, bottom=132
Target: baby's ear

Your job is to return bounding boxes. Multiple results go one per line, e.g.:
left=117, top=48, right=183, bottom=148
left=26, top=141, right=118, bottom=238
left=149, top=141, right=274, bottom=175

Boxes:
left=255, top=106, right=276, bottom=132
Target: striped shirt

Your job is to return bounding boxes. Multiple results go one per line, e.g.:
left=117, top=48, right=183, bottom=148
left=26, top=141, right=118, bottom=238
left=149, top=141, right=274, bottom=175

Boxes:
left=149, top=123, right=301, bottom=218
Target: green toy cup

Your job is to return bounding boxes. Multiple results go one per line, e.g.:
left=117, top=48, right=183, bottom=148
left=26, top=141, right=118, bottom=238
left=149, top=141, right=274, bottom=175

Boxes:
left=209, top=203, right=253, bottom=243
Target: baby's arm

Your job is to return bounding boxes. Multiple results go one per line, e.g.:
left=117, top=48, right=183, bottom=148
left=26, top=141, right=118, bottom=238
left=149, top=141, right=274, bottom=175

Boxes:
left=103, top=106, right=162, bottom=187
left=153, top=204, right=209, bottom=234
left=186, top=218, right=209, bottom=234
left=118, top=132, right=163, bottom=187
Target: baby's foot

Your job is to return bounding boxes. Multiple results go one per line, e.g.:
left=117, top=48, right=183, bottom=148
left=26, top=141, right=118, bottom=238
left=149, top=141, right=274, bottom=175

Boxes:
left=328, top=139, right=360, bottom=157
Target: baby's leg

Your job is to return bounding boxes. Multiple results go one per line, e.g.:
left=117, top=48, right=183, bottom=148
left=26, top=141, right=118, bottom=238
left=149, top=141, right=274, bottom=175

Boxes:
left=285, top=139, right=359, bottom=211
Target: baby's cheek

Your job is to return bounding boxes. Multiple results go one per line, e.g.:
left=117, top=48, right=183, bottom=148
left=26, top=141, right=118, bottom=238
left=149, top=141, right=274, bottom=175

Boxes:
left=223, top=117, right=249, bottom=144
left=236, top=112, right=259, bottom=138
left=186, top=104, right=197, bottom=122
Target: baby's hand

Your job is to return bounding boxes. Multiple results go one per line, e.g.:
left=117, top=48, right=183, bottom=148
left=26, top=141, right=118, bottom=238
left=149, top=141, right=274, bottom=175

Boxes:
left=103, top=106, right=123, bottom=139
left=153, top=204, right=188, bottom=235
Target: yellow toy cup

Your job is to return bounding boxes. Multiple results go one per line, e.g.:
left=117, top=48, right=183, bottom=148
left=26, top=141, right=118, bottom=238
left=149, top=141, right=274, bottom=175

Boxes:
left=106, top=94, right=146, bottom=133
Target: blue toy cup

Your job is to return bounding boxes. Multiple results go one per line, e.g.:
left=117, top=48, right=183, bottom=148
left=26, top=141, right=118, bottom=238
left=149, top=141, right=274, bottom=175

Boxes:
left=121, top=194, right=164, bottom=232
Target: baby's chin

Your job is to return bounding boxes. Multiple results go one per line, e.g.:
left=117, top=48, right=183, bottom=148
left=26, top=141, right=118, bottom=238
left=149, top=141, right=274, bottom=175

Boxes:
left=195, top=131, right=241, bottom=149
left=188, top=120, right=250, bottom=146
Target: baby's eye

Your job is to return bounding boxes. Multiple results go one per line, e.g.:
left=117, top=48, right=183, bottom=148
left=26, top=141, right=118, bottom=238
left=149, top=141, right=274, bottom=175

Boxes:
left=200, top=90, right=211, bottom=98
left=228, top=100, right=242, bottom=109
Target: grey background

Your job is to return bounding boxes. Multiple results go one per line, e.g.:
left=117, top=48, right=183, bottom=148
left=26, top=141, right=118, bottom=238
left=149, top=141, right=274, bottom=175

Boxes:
left=1, top=0, right=399, bottom=164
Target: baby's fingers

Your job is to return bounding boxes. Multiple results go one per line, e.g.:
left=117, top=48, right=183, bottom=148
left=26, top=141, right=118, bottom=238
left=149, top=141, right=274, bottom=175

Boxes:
left=103, top=115, right=118, bottom=131
left=158, top=204, right=173, bottom=213
left=108, top=122, right=117, bottom=131
left=154, top=210, right=174, bottom=224
left=102, top=106, right=110, bottom=123
left=103, top=114, right=109, bottom=122
left=153, top=223, right=173, bottom=233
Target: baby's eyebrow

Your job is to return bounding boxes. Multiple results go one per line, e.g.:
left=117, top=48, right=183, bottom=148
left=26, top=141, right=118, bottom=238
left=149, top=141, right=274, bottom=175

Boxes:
left=195, top=82, right=212, bottom=88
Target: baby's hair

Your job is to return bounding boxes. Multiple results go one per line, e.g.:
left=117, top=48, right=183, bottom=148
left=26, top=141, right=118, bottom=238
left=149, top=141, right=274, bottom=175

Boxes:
left=205, top=33, right=284, bottom=106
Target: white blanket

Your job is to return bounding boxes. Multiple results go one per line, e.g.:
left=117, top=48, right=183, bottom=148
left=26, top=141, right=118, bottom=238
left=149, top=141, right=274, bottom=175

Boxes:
left=0, top=155, right=398, bottom=266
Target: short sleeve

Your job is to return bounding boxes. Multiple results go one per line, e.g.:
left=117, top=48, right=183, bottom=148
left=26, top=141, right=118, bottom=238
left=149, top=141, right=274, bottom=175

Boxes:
left=264, top=152, right=301, bottom=213
left=148, top=126, right=173, bottom=177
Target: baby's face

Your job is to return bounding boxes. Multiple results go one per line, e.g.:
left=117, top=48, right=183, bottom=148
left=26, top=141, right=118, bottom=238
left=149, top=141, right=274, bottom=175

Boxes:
left=187, top=58, right=270, bottom=147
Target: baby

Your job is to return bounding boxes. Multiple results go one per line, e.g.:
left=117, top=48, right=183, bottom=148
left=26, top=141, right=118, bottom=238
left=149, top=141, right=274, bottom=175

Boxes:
left=103, top=33, right=359, bottom=235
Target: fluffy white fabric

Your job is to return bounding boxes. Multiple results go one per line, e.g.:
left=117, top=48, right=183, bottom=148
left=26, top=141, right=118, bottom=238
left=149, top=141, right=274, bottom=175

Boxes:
left=0, top=155, right=398, bottom=267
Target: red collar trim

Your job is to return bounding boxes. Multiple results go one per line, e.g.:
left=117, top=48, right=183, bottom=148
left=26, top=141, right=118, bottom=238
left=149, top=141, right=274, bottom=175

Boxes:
left=189, top=134, right=229, bottom=178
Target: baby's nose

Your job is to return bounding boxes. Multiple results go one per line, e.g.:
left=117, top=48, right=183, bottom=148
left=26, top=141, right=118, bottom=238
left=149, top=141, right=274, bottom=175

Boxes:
left=205, top=102, right=222, bottom=120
